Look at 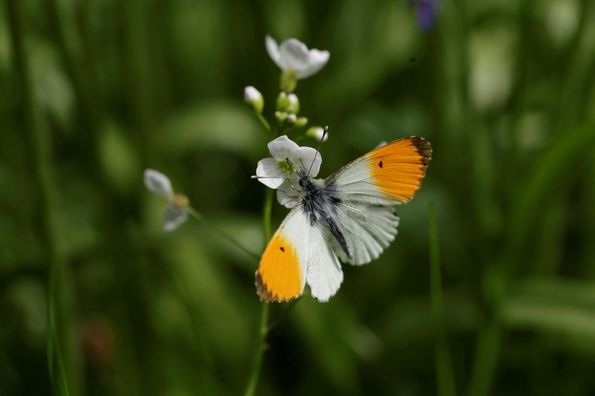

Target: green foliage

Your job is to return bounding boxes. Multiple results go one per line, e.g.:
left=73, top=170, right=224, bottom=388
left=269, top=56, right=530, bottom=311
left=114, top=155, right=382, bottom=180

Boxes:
left=1, top=0, right=595, bottom=395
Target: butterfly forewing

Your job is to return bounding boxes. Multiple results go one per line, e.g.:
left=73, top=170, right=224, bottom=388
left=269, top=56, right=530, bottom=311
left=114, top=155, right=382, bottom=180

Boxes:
left=256, top=206, right=343, bottom=302
left=328, top=137, right=432, bottom=205
left=324, top=137, right=431, bottom=265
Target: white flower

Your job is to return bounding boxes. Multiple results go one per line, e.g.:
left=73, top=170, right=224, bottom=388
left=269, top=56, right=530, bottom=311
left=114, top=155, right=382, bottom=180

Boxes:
left=265, top=35, right=330, bottom=79
left=276, top=180, right=302, bottom=209
left=255, top=135, right=321, bottom=190
left=244, top=86, right=264, bottom=113
left=144, top=169, right=189, bottom=232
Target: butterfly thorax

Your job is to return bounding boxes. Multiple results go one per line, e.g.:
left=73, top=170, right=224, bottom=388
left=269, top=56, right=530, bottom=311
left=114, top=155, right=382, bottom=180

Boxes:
left=297, top=170, right=352, bottom=259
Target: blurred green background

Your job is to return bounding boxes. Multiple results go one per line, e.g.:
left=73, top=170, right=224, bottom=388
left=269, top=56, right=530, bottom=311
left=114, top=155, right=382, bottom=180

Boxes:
left=2, top=0, right=595, bottom=395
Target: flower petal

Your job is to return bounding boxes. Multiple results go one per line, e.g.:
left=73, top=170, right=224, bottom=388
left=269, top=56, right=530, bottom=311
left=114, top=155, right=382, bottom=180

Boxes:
left=267, top=135, right=301, bottom=161
left=279, top=38, right=311, bottom=73
left=291, top=146, right=322, bottom=177
left=256, top=158, right=285, bottom=189
left=265, top=35, right=283, bottom=69
left=298, top=49, right=330, bottom=79
left=276, top=180, right=302, bottom=209
left=163, top=205, right=188, bottom=232
left=144, top=169, right=173, bottom=198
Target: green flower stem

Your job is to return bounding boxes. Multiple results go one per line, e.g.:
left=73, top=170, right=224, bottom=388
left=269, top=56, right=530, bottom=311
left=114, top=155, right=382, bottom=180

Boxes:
left=268, top=299, right=300, bottom=332
left=256, top=113, right=273, bottom=134
left=244, top=302, right=269, bottom=396
left=186, top=207, right=260, bottom=263
left=6, top=1, right=70, bottom=394
left=280, top=70, right=297, bottom=92
left=243, top=188, right=274, bottom=396
left=429, top=202, right=457, bottom=396
left=262, top=188, right=273, bottom=241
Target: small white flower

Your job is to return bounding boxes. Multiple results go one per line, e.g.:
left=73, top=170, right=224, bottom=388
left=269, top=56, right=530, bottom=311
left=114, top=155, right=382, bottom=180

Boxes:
left=144, top=169, right=189, bottom=232
left=244, top=86, right=264, bottom=113
left=255, top=135, right=321, bottom=190
left=306, top=126, right=328, bottom=142
left=286, top=113, right=297, bottom=123
left=265, top=35, right=330, bottom=79
left=276, top=180, right=302, bottom=209
left=144, top=169, right=173, bottom=198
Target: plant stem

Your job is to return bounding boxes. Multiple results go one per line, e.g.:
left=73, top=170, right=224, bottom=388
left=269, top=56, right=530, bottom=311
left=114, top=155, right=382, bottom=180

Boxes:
left=244, top=302, right=270, bottom=396
left=429, top=202, right=457, bottom=396
left=186, top=207, right=259, bottom=262
left=243, top=188, right=274, bottom=396
left=268, top=299, right=300, bottom=332
left=262, top=189, right=273, bottom=242
left=256, top=113, right=273, bottom=134
left=6, top=1, right=70, bottom=394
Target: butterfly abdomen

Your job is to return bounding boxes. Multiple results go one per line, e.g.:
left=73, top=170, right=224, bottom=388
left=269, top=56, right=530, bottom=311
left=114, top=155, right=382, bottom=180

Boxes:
left=300, top=178, right=352, bottom=259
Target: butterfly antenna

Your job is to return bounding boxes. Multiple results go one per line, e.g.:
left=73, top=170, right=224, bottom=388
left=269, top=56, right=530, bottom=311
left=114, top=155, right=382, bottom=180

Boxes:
left=306, top=126, right=328, bottom=176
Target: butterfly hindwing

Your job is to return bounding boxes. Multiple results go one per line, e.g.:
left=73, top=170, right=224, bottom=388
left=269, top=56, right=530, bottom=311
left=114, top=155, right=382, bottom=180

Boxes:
left=305, top=221, right=343, bottom=302
left=256, top=206, right=343, bottom=302
left=327, top=202, right=400, bottom=265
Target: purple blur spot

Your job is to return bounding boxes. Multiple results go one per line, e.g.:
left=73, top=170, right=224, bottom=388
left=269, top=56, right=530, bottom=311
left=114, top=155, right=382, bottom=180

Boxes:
left=412, top=0, right=439, bottom=30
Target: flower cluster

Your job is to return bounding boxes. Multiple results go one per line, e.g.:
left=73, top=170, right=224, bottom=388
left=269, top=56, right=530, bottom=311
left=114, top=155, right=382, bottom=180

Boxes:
left=243, top=36, right=333, bottom=208
left=145, top=36, right=332, bottom=232
left=244, top=36, right=330, bottom=143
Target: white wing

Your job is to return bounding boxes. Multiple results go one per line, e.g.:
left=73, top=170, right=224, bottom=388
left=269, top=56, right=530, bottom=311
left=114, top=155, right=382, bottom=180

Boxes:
left=329, top=201, right=400, bottom=265
left=256, top=206, right=343, bottom=302
left=306, top=219, right=343, bottom=302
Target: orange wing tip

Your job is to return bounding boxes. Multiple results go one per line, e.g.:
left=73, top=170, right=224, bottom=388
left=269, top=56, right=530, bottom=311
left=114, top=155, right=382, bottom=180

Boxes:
left=255, top=271, right=274, bottom=302
left=367, top=136, right=432, bottom=203
left=255, top=270, right=298, bottom=303
left=409, top=136, right=432, bottom=166
left=255, top=233, right=303, bottom=302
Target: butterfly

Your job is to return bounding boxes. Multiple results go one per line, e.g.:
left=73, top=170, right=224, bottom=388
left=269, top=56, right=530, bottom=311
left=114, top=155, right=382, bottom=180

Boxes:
left=256, top=136, right=432, bottom=302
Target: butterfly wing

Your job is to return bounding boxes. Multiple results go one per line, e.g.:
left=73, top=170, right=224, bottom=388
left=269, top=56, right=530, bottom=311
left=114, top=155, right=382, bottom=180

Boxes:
left=256, top=205, right=343, bottom=302
left=326, top=137, right=431, bottom=265
left=325, top=202, right=400, bottom=265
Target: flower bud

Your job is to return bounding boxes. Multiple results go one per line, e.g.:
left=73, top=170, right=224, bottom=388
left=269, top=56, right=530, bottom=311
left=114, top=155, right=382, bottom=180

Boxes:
left=286, top=93, right=300, bottom=114
left=172, top=193, right=190, bottom=209
left=295, top=117, right=308, bottom=128
left=244, top=86, right=264, bottom=113
left=276, top=92, right=290, bottom=111
left=286, top=113, right=297, bottom=124
left=306, top=126, right=328, bottom=142
left=275, top=111, right=288, bottom=123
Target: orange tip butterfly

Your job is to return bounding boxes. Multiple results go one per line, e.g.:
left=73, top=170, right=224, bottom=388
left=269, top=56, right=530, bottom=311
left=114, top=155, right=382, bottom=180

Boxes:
left=256, top=136, right=432, bottom=302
